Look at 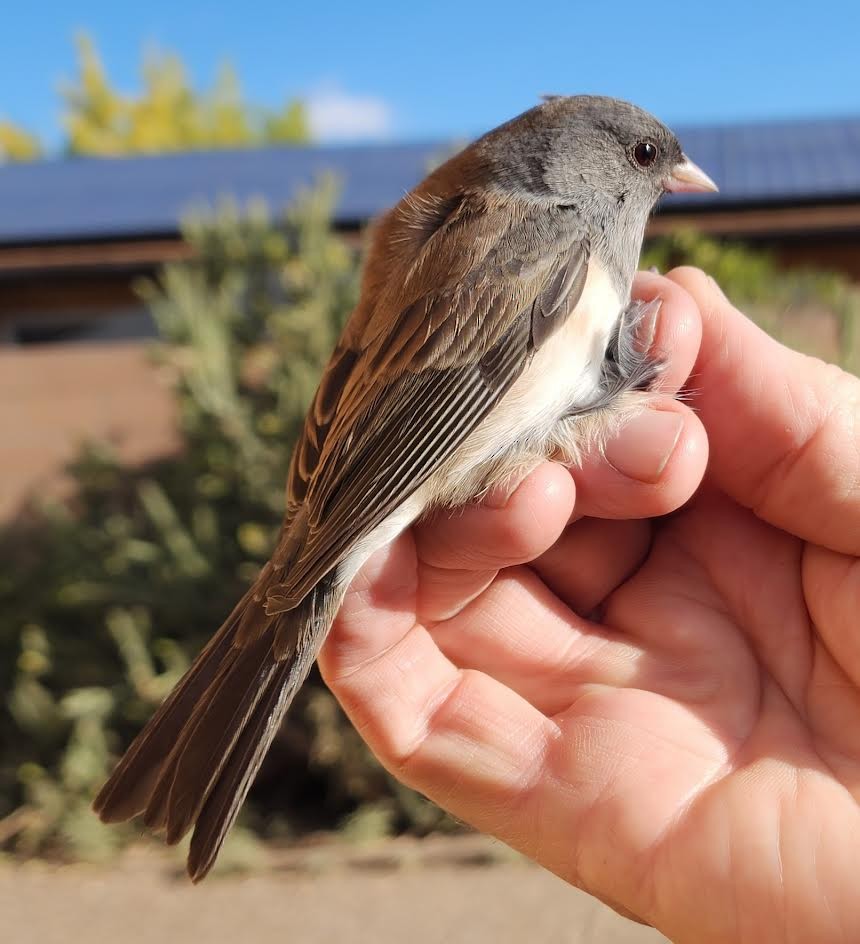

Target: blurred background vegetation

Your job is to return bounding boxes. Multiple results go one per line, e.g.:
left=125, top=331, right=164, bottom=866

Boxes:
left=2, top=31, right=860, bottom=873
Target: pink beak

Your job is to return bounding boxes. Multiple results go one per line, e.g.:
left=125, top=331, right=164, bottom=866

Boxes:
left=663, top=155, right=719, bottom=194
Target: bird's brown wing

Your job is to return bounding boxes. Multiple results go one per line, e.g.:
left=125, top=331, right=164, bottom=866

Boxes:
left=269, top=200, right=589, bottom=613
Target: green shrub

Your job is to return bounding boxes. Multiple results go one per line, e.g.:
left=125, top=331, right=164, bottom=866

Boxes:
left=2, top=199, right=858, bottom=861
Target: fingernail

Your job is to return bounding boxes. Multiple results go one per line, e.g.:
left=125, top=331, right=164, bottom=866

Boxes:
left=604, top=409, right=684, bottom=484
left=648, top=265, right=661, bottom=275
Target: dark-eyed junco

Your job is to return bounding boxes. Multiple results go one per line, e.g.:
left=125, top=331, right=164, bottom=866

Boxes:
left=94, top=95, right=717, bottom=880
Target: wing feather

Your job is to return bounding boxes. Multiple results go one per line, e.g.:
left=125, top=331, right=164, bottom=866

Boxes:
left=273, top=202, right=590, bottom=613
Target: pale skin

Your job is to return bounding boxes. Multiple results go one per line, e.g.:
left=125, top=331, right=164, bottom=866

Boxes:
left=319, top=267, right=860, bottom=944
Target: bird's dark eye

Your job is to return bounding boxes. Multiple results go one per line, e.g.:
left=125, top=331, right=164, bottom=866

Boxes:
left=633, top=142, right=658, bottom=167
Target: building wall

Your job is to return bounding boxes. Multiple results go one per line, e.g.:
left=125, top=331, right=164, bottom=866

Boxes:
left=0, top=341, right=178, bottom=519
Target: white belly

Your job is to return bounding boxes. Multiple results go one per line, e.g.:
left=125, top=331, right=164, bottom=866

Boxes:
left=451, top=261, right=623, bottom=473
left=338, top=263, right=624, bottom=587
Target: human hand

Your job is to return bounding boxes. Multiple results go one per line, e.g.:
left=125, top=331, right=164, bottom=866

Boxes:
left=319, top=268, right=860, bottom=943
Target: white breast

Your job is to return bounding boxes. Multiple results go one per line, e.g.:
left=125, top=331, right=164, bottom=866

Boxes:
left=468, top=260, right=623, bottom=456
left=337, top=262, right=624, bottom=589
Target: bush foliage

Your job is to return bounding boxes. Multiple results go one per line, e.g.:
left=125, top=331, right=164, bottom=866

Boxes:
left=2, top=192, right=859, bottom=862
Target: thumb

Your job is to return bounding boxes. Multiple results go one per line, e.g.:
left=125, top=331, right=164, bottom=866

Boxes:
left=668, top=266, right=860, bottom=555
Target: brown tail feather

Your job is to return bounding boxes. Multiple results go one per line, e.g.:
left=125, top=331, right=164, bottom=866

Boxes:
left=92, top=587, right=254, bottom=823
left=188, top=659, right=295, bottom=882
left=142, top=632, right=276, bottom=841
left=93, top=575, right=340, bottom=879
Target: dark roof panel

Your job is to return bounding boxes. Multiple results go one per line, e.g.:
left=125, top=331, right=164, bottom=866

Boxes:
left=0, top=142, right=442, bottom=245
left=1, top=116, right=859, bottom=245
left=676, top=118, right=860, bottom=202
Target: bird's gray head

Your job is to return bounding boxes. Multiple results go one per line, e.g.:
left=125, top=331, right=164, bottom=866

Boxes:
left=475, top=95, right=717, bottom=289
left=478, top=94, right=714, bottom=206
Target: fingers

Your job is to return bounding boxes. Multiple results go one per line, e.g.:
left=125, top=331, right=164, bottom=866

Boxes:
left=532, top=517, right=652, bottom=614
left=326, top=478, right=667, bottom=722
left=322, top=461, right=661, bottom=722
left=426, top=564, right=652, bottom=717
left=320, top=536, right=649, bottom=859
left=413, top=462, right=576, bottom=621
left=415, top=462, right=575, bottom=572
left=669, top=266, right=860, bottom=555
left=321, top=463, right=578, bottom=688
left=320, top=549, right=560, bottom=836
left=574, top=398, right=709, bottom=520
left=414, top=398, right=705, bottom=621
left=632, top=270, right=702, bottom=395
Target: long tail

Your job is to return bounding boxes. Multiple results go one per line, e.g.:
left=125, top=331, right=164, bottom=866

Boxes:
left=93, top=572, right=338, bottom=882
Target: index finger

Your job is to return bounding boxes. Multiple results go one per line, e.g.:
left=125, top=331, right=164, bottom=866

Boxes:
left=669, top=266, right=860, bottom=555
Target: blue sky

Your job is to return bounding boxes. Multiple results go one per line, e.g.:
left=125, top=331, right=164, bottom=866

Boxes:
left=1, top=0, right=858, bottom=149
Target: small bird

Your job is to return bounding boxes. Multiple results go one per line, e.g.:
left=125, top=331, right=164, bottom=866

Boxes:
left=94, top=95, right=717, bottom=880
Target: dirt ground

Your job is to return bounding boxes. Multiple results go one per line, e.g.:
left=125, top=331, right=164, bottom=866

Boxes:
left=0, top=835, right=669, bottom=944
